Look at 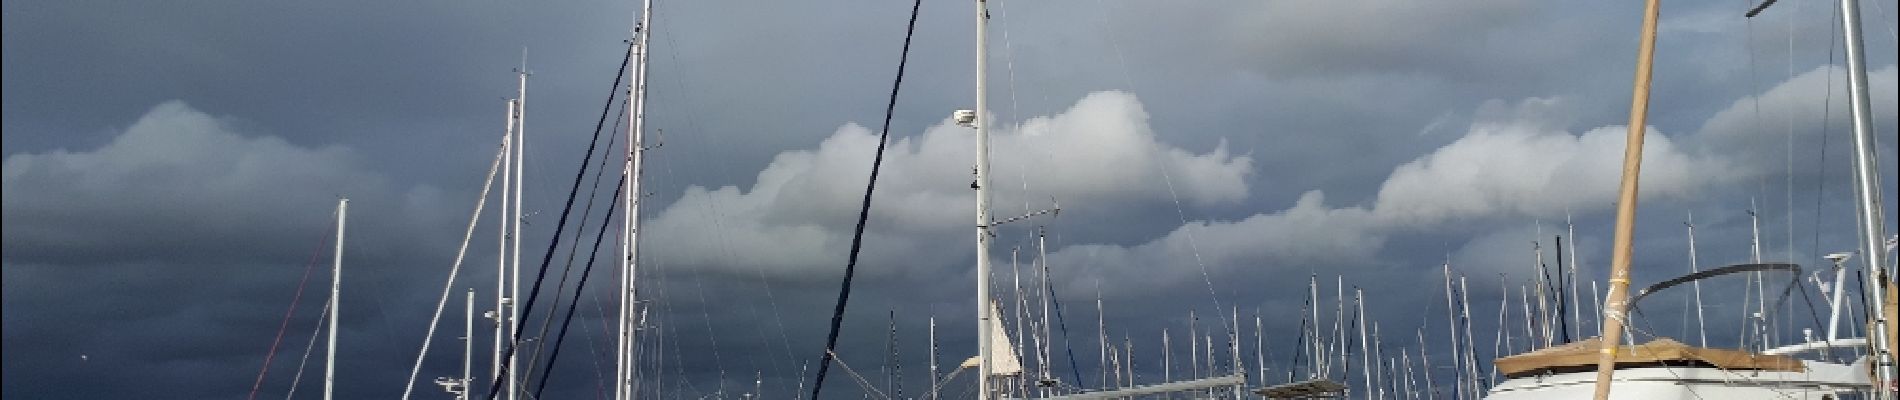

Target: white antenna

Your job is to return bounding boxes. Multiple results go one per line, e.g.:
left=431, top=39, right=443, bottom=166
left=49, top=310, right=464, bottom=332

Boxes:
left=324, top=198, right=347, bottom=400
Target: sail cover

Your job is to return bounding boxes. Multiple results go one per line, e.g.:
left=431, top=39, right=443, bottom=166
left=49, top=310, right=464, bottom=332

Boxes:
left=960, top=300, right=1025, bottom=376
left=1493, top=336, right=1804, bottom=377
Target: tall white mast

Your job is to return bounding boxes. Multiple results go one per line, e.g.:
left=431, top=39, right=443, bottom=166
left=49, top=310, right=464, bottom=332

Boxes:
left=1036, top=228, right=1054, bottom=395
left=1372, top=322, right=1386, bottom=400
left=1253, top=313, right=1264, bottom=388
left=1189, top=310, right=1200, bottom=380
left=1162, top=329, right=1173, bottom=385
left=1308, top=276, right=1321, bottom=377
left=1566, top=215, right=1581, bottom=342
left=1533, top=239, right=1551, bottom=348
left=1837, top=0, right=1895, bottom=394
left=493, top=100, right=515, bottom=398
left=463, top=289, right=474, bottom=400
left=1097, top=290, right=1108, bottom=388
left=930, top=316, right=941, bottom=400
left=1440, top=264, right=1461, bottom=397
left=1685, top=213, right=1709, bottom=347
left=1494, top=275, right=1510, bottom=373
left=1458, top=277, right=1480, bottom=397
left=1748, top=206, right=1768, bottom=351
left=617, top=0, right=654, bottom=398
left=972, top=0, right=997, bottom=397
left=508, top=57, right=527, bottom=400
left=1356, top=289, right=1371, bottom=398
left=324, top=198, right=347, bottom=400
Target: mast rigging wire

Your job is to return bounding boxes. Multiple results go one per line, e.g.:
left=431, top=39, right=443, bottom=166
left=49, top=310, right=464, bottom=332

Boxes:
left=533, top=175, right=624, bottom=398
left=806, top=0, right=922, bottom=397
left=523, top=43, right=634, bottom=385
left=246, top=211, right=337, bottom=400
left=485, top=38, right=640, bottom=400
left=399, top=134, right=509, bottom=400
left=1039, top=240, right=1088, bottom=387
left=284, top=300, right=331, bottom=400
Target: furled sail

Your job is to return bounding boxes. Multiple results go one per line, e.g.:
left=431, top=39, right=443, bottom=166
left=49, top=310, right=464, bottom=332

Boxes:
left=960, top=299, right=1024, bottom=376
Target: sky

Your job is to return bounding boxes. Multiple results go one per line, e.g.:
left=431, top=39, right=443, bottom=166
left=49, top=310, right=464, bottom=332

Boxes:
left=3, top=0, right=1898, bottom=399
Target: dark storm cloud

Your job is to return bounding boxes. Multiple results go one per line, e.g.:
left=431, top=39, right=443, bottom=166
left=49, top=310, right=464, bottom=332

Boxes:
left=4, top=0, right=1897, bottom=399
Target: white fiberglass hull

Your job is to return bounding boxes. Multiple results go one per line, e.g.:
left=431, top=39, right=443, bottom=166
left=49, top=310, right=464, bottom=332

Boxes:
left=1485, top=360, right=1874, bottom=400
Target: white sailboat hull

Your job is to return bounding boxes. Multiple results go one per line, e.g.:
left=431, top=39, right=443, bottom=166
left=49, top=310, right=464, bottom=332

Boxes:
left=1485, top=360, right=1874, bottom=399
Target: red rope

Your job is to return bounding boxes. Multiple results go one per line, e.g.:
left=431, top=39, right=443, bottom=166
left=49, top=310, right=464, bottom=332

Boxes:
left=246, top=215, right=337, bottom=400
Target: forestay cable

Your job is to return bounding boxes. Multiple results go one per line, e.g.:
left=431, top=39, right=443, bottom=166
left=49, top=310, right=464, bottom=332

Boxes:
left=400, top=135, right=509, bottom=400
left=807, top=0, right=923, bottom=397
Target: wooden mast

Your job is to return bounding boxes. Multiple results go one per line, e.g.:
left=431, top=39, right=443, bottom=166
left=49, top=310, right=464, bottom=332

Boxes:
left=1590, top=0, right=1662, bottom=397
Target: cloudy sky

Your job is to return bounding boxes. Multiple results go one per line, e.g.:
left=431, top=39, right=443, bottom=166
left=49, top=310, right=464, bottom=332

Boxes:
left=4, top=0, right=1897, bottom=398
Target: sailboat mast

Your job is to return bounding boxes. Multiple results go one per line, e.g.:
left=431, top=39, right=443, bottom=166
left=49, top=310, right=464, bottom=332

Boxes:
left=1590, top=0, right=1661, bottom=397
left=1837, top=0, right=1895, bottom=394
left=1163, top=329, right=1173, bottom=384
left=1749, top=206, right=1768, bottom=350
left=1458, top=277, right=1479, bottom=396
left=508, top=61, right=527, bottom=400
left=324, top=198, right=347, bottom=400
left=494, top=100, right=515, bottom=398
left=1190, top=310, right=1200, bottom=379
left=972, top=0, right=997, bottom=397
left=1356, top=289, right=1371, bottom=398
left=463, top=289, right=474, bottom=400
left=930, top=316, right=941, bottom=400
left=1685, top=214, right=1709, bottom=347
left=1308, top=276, right=1320, bottom=377
left=1440, top=263, right=1461, bottom=397
left=1533, top=239, right=1550, bottom=348
left=617, top=1, right=653, bottom=398
left=1566, top=216, right=1581, bottom=341
left=1036, top=227, right=1054, bottom=392
left=1254, top=313, right=1264, bottom=388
